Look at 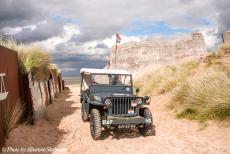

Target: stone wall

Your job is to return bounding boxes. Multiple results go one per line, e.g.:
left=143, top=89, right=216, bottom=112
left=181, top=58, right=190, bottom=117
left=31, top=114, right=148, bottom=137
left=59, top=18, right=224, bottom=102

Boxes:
left=224, top=30, right=230, bottom=43
left=106, top=32, right=207, bottom=71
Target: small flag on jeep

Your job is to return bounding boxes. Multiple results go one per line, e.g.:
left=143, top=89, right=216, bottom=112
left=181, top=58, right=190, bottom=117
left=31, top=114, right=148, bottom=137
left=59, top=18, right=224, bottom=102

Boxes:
left=116, top=33, right=121, bottom=43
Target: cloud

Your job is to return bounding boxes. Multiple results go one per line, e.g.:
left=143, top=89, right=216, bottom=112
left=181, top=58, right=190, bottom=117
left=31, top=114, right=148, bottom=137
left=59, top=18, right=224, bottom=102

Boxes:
left=13, top=20, right=64, bottom=42
left=94, top=43, right=109, bottom=49
left=52, top=53, right=108, bottom=76
left=33, top=24, right=80, bottom=53
left=0, top=0, right=44, bottom=29
left=33, top=0, right=229, bottom=44
left=1, top=0, right=230, bottom=76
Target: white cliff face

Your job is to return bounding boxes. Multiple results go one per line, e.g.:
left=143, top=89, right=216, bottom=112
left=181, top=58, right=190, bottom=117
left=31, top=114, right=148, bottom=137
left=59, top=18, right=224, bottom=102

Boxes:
left=106, top=33, right=207, bottom=71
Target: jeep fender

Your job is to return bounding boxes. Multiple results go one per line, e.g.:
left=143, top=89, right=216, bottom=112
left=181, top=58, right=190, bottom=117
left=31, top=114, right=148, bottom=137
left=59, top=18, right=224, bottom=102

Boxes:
left=82, top=98, right=90, bottom=114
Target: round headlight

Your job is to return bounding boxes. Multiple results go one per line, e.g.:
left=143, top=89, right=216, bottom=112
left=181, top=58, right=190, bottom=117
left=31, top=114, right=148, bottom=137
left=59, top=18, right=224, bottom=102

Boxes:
left=104, top=99, right=111, bottom=106
left=144, top=96, right=151, bottom=104
left=137, top=98, right=142, bottom=105
left=131, top=100, right=137, bottom=107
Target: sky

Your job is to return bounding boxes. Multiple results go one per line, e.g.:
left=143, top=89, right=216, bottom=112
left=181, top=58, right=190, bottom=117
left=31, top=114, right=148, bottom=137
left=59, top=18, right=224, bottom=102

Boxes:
left=0, top=0, right=230, bottom=76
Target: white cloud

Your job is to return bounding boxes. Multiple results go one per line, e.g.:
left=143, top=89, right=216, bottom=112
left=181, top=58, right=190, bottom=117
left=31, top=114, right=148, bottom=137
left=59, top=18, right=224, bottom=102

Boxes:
left=0, top=27, right=22, bottom=35
left=33, top=24, right=80, bottom=52
left=1, top=0, right=230, bottom=76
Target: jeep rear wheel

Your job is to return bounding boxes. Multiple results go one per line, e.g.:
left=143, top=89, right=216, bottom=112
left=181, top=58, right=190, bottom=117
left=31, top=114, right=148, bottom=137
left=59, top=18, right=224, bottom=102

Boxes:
left=81, top=102, right=89, bottom=122
left=90, top=109, right=102, bottom=140
left=139, top=107, right=154, bottom=136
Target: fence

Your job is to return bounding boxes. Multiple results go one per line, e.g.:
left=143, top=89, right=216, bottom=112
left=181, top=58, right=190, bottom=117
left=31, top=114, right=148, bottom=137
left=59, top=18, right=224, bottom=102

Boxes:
left=0, top=45, right=64, bottom=149
left=0, top=46, right=22, bottom=149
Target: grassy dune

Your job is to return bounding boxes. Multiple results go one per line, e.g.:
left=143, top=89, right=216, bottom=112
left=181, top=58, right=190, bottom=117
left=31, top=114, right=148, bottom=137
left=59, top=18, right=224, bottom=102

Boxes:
left=135, top=43, right=230, bottom=121
left=134, top=60, right=199, bottom=95
left=170, top=43, right=230, bottom=121
left=171, top=68, right=230, bottom=121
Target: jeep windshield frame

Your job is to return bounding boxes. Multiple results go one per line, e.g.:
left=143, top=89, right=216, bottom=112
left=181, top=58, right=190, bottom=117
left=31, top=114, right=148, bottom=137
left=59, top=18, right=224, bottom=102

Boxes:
left=90, top=73, right=132, bottom=87
left=80, top=69, right=134, bottom=96
left=89, top=73, right=133, bottom=95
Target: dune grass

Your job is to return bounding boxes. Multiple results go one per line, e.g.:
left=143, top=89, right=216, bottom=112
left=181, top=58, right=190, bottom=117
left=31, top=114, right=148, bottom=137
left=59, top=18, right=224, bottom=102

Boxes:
left=170, top=68, right=230, bottom=121
left=170, top=43, right=230, bottom=121
left=134, top=60, right=199, bottom=95
left=2, top=102, right=24, bottom=138
left=18, top=46, right=52, bottom=80
left=205, top=42, right=230, bottom=65
left=0, top=37, right=53, bottom=80
left=50, top=64, right=61, bottom=76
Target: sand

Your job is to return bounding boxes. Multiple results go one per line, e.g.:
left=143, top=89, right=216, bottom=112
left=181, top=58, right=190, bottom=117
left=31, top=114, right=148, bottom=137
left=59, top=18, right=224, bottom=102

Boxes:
left=2, top=84, right=230, bottom=154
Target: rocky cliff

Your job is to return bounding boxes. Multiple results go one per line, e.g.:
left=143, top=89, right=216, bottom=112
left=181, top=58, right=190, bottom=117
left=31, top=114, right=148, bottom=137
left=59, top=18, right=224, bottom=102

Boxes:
left=106, top=32, right=207, bottom=71
left=224, top=30, right=230, bottom=43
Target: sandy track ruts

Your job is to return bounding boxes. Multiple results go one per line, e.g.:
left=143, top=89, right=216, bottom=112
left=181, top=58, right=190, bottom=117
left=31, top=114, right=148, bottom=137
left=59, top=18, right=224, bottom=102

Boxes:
left=3, top=84, right=230, bottom=154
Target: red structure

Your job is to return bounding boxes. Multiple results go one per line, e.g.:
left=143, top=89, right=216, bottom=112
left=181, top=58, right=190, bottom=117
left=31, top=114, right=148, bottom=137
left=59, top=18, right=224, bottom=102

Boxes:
left=0, top=46, right=22, bottom=149
left=0, top=45, right=65, bottom=149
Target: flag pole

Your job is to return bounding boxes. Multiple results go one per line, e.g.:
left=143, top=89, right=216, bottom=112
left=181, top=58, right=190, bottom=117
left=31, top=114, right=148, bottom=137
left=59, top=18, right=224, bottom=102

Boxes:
left=221, top=33, right=225, bottom=43
left=115, top=38, right=117, bottom=69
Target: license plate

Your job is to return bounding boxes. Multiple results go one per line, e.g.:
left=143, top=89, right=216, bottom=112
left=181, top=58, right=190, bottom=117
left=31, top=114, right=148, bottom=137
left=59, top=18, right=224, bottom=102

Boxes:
left=128, top=109, right=134, bottom=114
left=118, top=124, right=136, bottom=128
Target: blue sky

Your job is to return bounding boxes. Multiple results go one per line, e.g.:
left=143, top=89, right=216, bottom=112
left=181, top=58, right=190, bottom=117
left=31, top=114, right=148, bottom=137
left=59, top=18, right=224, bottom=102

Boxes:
left=123, top=20, right=191, bottom=36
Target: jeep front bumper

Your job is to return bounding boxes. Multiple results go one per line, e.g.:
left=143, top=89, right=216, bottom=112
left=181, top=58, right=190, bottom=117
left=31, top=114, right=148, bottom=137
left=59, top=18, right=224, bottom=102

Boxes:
left=102, top=116, right=152, bottom=126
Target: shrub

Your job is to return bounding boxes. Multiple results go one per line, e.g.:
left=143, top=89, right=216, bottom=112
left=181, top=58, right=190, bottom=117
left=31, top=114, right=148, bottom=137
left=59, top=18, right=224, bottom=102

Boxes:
left=18, top=46, right=52, bottom=80
left=205, top=42, right=230, bottom=64
left=171, top=68, right=230, bottom=121
left=134, top=60, right=199, bottom=95
left=2, top=102, right=24, bottom=138
left=0, top=37, right=52, bottom=81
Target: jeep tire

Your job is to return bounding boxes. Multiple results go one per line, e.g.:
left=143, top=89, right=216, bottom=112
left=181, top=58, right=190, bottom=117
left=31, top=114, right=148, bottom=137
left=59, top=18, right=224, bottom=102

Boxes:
left=139, top=107, right=154, bottom=136
left=90, top=109, right=102, bottom=140
left=81, top=102, right=89, bottom=122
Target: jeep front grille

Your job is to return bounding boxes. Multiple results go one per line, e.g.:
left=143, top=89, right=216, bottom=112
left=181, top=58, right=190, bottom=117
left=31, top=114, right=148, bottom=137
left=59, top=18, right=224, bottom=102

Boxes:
left=109, top=97, right=139, bottom=116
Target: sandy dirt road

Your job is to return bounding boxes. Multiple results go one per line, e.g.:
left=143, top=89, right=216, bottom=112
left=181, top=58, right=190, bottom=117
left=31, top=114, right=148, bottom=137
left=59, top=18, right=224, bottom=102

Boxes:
left=3, top=84, right=230, bottom=154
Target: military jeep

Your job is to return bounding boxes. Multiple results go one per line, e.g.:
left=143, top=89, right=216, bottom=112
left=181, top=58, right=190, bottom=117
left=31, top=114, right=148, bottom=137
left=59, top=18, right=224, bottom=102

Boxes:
left=80, top=68, right=154, bottom=140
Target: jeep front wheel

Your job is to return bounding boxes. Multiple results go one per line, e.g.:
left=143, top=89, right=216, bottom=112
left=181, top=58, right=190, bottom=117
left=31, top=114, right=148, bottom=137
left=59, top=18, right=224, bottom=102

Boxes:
left=90, top=109, right=102, bottom=140
left=139, top=107, right=154, bottom=136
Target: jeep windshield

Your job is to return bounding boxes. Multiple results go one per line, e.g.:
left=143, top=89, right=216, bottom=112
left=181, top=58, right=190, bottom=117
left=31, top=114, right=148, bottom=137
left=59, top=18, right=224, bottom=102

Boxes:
left=91, top=74, right=131, bottom=86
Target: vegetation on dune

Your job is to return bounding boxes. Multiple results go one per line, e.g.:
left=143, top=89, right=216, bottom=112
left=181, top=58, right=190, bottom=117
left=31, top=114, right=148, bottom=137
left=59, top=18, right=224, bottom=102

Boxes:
left=1, top=37, right=56, bottom=125
left=134, top=42, right=230, bottom=121
left=2, top=102, right=24, bottom=138
left=170, top=68, right=230, bottom=121
left=205, top=42, right=230, bottom=66
left=134, top=60, right=199, bottom=95
left=50, top=64, right=61, bottom=77
left=18, top=47, right=52, bottom=80
left=170, top=43, right=230, bottom=121
left=0, top=37, right=53, bottom=81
